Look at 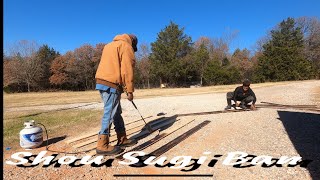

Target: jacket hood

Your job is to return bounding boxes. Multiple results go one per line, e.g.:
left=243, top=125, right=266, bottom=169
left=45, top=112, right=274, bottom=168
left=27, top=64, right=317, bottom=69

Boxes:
left=113, top=34, right=132, bottom=44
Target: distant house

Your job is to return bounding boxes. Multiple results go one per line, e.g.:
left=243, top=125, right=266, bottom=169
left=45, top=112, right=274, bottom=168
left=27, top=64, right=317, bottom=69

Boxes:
left=160, top=83, right=168, bottom=88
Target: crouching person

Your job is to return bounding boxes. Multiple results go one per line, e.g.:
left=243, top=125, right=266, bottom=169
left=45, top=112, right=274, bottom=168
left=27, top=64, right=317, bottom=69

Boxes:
left=225, top=79, right=257, bottom=110
left=94, top=34, right=139, bottom=155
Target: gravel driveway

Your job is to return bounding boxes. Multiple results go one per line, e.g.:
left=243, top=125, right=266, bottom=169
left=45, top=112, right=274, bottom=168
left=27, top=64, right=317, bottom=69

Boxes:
left=4, top=80, right=320, bottom=180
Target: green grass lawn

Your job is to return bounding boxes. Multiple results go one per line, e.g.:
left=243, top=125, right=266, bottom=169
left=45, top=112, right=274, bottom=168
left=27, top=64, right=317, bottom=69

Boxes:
left=3, top=109, right=102, bottom=151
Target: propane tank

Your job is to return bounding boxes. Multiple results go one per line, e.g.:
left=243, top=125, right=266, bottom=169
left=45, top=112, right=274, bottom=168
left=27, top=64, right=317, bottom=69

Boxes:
left=20, top=120, right=43, bottom=149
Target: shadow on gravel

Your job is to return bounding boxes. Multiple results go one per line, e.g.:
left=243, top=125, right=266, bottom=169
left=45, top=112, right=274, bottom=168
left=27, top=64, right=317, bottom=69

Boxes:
left=40, top=135, right=67, bottom=148
left=278, top=111, right=320, bottom=180
left=131, top=115, right=178, bottom=141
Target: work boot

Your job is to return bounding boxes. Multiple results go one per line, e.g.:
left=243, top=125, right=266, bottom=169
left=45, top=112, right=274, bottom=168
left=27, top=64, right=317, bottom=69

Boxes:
left=96, top=134, right=122, bottom=155
left=116, top=132, right=137, bottom=147
left=225, top=105, right=232, bottom=110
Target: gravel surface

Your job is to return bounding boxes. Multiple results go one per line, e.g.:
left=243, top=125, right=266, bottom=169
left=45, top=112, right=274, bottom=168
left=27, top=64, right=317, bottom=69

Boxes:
left=3, top=80, right=320, bottom=180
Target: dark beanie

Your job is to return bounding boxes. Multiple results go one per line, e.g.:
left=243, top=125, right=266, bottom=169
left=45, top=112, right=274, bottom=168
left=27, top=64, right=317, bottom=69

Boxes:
left=243, top=79, right=251, bottom=86
left=128, top=34, right=138, bottom=52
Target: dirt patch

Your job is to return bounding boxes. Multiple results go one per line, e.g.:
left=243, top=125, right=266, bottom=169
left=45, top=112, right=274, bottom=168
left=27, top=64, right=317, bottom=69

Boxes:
left=313, top=86, right=320, bottom=105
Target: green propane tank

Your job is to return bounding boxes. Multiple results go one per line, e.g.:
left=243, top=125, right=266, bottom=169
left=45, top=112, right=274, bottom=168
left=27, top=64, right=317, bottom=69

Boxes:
left=20, top=120, right=43, bottom=149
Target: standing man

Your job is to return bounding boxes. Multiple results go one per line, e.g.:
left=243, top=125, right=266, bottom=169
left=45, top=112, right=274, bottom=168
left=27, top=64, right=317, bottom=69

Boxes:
left=95, top=34, right=138, bottom=155
left=225, top=79, right=257, bottom=110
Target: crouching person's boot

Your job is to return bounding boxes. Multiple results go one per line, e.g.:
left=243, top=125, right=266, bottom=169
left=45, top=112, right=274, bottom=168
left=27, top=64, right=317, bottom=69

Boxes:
left=117, top=132, right=137, bottom=147
left=96, top=134, right=122, bottom=155
left=240, top=102, right=247, bottom=109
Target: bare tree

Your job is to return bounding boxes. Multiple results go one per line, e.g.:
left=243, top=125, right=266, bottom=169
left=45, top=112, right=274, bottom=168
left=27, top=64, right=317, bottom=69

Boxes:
left=193, top=38, right=211, bottom=85
left=7, top=40, right=39, bottom=58
left=194, top=36, right=212, bottom=50
left=3, top=56, right=17, bottom=87
left=136, top=43, right=152, bottom=88
left=93, top=43, right=106, bottom=70
left=6, top=40, right=43, bottom=92
left=296, top=17, right=320, bottom=36
left=198, top=30, right=238, bottom=65
left=73, top=44, right=96, bottom=89
left=296, top=16, right=320, bottom=75
left=252, top=35, right=271, bottom=54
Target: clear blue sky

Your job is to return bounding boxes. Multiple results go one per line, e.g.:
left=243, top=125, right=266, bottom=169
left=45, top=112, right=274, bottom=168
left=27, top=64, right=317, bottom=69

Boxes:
left=4, top=0, right=320, bottom=55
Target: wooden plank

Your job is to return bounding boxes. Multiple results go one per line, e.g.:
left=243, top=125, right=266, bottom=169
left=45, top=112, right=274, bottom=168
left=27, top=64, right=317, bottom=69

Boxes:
left=141, top=121, right=210, bottom=158
left=82, top=116, right=179, bottom=154
left=115, top=119, right=195, bottom=159
left=72, top=116, right=169, bottom=149
left=65, top=115, right=153, bottom=144
left=177, top=109, right=250, bottom=117
left=73, top=122, right=147, bottom=148
left=65, top=130, right=99, bottom=144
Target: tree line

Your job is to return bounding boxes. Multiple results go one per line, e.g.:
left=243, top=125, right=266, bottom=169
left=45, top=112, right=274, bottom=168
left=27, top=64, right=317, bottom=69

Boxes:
left=3, top=16, right=320, bottom=93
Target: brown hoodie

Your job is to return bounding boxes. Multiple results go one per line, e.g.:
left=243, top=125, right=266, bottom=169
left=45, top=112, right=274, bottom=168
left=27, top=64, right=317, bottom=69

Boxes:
left=95, top=34, right=136, bottom=93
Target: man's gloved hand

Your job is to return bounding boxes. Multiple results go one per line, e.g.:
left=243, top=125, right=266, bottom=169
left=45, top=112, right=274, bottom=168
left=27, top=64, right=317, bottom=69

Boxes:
left=250, top=104, right=256, bottom=110
left=127, top=92, right=133, bottom=101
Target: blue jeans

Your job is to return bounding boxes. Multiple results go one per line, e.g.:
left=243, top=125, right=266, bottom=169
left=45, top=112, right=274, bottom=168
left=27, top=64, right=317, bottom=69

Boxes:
left=99, top=89, right=125, bottom=135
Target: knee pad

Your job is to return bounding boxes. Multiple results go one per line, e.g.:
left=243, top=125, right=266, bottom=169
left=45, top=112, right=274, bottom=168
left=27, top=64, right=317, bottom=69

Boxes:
left=246, top=96, right=254, bottom=102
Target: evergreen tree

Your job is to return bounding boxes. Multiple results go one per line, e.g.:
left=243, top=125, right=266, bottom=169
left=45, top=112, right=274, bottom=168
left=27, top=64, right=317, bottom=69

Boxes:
left=193, top=43, right=210, bottom=85
left=222, top=57, right=230, bottom=66
left=203, top=59, right=241, bottom=85
left=257, top=17, right=314, bottom=81
left=150, top=21, right=192, bottom=86
left=36, top=45, right=60, bottom=89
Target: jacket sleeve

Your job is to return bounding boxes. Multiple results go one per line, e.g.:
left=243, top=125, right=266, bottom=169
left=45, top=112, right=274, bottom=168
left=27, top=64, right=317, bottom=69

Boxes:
left=233, top=87, right=239, bottom=101
left=249, top=89, right=257, bottom=104
left=120, top=45, right=136, bottom=93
